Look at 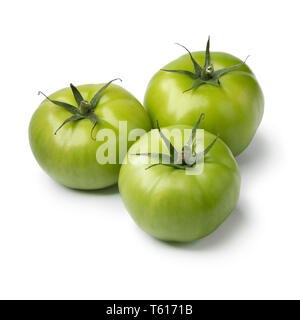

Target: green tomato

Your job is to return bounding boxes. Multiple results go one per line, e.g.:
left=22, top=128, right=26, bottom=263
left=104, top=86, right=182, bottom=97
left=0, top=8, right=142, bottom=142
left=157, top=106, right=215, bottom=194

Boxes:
left=144, top=38, right=264, bottom=156
left=29, top=80, right=151, bottom=190
left=118, top=121, right=241, bottom=242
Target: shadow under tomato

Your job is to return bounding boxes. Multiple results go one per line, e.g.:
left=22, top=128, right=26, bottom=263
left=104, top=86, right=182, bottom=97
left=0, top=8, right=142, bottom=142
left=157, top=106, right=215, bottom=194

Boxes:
left=70, top=184, right=119, bottom=196
left=51, top=178, right=120, bottom=196
left=163, top=203, right=247, bottom=251
left=236, top=132, right=270, bottom=172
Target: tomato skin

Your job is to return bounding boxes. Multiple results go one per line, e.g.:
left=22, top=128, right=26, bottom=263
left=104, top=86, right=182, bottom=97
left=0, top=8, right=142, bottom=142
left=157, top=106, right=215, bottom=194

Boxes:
left=144, top=52, right=264, bottom=156
left=29, top=84, right=151, bottom=190
left=118, top=125, right=241, bottom=242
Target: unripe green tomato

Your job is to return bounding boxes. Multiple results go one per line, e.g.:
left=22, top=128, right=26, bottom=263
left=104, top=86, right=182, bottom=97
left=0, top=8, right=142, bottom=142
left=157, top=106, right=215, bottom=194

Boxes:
left=144, top=40, right=264, bottom=156
left=118, top=125, right=241, bottom=242
left=29, top=82, right=151, bottom=190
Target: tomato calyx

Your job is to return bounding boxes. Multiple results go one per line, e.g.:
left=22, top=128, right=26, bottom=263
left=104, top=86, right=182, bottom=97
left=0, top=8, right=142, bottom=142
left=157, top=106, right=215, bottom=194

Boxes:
left=38, top=78, right=122, bottom=140
left=161, top=36, right=249, bottom=92
left=133, top=113, right=219, bottom=170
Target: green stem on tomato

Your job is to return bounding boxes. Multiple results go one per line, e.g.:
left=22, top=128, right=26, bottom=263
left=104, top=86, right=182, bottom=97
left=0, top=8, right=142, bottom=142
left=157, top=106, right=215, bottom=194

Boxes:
left=161, top=36, right=249, bottom=92
left=38, top=78, right=122, bottom=139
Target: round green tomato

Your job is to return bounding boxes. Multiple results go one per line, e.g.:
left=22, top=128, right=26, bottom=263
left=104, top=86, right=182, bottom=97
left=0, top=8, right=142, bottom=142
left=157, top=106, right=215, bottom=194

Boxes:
left=118, top=125, right=241, bottom=242
left=29, top=82, right=151, bottom=190
left=144, top=40, right=264, bottom=156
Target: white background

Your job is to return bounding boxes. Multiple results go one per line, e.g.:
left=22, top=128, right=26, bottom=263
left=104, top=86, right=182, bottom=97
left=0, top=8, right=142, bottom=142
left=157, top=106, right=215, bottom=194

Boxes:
left=0, top=0, right=299, bottom=300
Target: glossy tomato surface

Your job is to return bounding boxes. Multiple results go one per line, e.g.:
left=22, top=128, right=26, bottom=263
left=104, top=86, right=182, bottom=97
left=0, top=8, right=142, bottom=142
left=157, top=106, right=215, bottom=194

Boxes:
left=144, top=51, right=264, bottom=156
left=29, top=83, right=151, bottom=190
left=119, top=125, right=241, bottom=242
